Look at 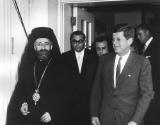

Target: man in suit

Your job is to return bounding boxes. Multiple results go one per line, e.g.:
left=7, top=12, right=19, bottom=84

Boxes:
left=90, top=24, right=154, bottom=125
left=61, top=31, right=98, bottom=125
left=136, top=24, right=160, bottom=125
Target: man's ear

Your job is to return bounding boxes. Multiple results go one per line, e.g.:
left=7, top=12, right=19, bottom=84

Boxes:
left=34, top=43, right=36, bottom=50
left=128, top=38, right=133, bottom=46
left=145, top=30, right=150, bottom=36
left=51, top=44, right=53, bottom=50
left=84, top=40, right=87, bottom=47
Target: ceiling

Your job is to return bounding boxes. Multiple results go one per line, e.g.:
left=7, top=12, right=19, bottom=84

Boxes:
left=71, top=1, right=160, bottom=13
left=71, top=0, right=160, bottom=7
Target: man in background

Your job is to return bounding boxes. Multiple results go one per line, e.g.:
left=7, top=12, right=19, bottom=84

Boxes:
left=61, top=31, right=98, bottom=125
left=95, top=36, right=109, bottom=56
left=136, top=23, right=160, bottom=125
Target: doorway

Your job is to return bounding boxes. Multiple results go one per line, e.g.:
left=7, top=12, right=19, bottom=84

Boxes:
left=59, top=0, right=160, bottom=52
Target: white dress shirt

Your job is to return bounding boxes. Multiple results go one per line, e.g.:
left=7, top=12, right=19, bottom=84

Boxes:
left=143, top=37, right=153, bottom=54
left=114, top=50, right=131, bottom=88
left=75, top=50, right=84, bottom=73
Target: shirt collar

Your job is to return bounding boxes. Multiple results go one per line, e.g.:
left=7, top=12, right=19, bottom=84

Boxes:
left=145, top=37, right=153, bottom=48
left=75, top=49, right=84, bottom=57
left=116, top=50, right=131, bottom=60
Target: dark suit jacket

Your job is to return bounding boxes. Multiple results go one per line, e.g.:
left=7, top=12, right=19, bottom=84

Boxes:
left=90, top=52, right=154, bottom=125
left=143, top=37, right=160, bottom=94
left=61, top=49, right=98, bottom=125
left=143, top=37, right=160, bottom=125
left=6, top=58, right=74, bottom=125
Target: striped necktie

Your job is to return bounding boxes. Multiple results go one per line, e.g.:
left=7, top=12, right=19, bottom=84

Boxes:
left=116, top=57, right=122, bottom=81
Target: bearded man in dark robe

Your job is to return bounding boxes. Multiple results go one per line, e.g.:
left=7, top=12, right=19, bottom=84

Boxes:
left=6, top=27, right=74, bottom=125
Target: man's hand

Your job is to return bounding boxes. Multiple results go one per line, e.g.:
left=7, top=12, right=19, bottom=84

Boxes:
left=128, top=121, right=137, bottom=125
left=41, top=112, right=52, bottom=123
left=91, top=117, right=100, bottom=125
left=20, top=102, right=30, bottom=116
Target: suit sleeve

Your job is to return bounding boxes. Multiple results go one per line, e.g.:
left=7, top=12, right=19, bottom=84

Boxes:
left=131, top=58, right=154, bottom=123
left=90, top=58, right=103, bottom=117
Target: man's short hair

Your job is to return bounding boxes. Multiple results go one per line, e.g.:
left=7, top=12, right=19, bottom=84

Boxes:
left=136, top=23, right=150, bottom=31
left=136, top=23, right=152, bottom=36
left=113, top=24, right=135, bottom=40
left=95, top=36, right=108, bottom=44
left=70, top=31, right=86, bottom=41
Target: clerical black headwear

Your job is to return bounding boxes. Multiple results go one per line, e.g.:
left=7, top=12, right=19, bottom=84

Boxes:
left=18, top=27, right=61, bottom=77
left=30, top=27, right=57, bottom=44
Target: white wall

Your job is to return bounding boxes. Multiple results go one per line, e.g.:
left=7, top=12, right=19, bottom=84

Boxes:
left=29, top=0, right=62, bottom=51
left=63, top=4, right=72, bottom=52
left=0, top=0, right=29, bottom=124
left=28, top=0, right=59, bottom=37
left=48, top=0, right=59, bottom=38
left=29, top=0, right=49, bottom=32
left=0, top=1, right=10, bottom=124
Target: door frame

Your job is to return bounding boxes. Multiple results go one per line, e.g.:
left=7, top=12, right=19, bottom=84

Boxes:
left=58, top=0, right=159, bottom=52
left=58, top=0, right=128, bottom=52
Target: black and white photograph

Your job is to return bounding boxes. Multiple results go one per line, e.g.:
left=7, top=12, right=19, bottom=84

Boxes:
left=1, top=0, right=160, bottom=125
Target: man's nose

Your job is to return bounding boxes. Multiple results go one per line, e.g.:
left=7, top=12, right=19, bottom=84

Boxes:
left=100, top=49, right=103, bottom=53
left=75, top=42, right=80, bottom=46
left=40, top=44, right=46, bottom=50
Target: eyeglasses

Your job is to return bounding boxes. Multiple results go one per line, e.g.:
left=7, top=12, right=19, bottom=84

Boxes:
left=71, top=39, right=84, bottom=44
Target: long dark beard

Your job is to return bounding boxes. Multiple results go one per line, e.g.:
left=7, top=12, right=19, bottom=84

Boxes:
left=36, top=50, right=51, bottom=61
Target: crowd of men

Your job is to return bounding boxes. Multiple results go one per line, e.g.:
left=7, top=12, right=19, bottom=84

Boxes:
left=6, top=23, right=160, bottom=125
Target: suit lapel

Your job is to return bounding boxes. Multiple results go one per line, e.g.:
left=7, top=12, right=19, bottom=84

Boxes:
left=116, top=52, right=134, bottom=88
left=144, top=38, right=155, bottom=56
left=81, top=49, right=88, bottom=75
left=108, top=54, right=116, bottom=89
left=71, top=50, right=80, bottom=74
